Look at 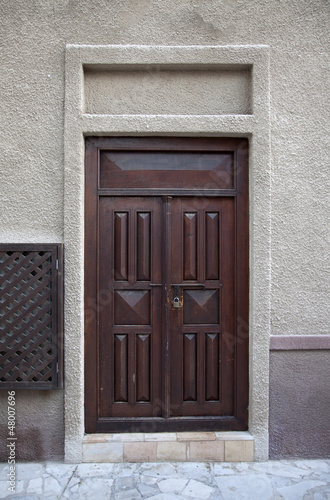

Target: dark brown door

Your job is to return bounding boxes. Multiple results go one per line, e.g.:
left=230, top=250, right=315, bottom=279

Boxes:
left=85, top=137, right=249, bottom=433
left=98, top=196, right=163, bottom=420
left=169, top=197, right=235, bottom=418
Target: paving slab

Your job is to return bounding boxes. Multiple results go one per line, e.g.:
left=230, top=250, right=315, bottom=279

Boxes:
left=277, top=480, right=328, bottom=500
left=182, top=478, right=215, bottom=499
left=214, top=473, right=275, bottom=500
left=0, top=459, right=328, bottom=499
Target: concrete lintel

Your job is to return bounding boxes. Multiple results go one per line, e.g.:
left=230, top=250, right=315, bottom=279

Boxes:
left=80, top=114, right=256, bottom=136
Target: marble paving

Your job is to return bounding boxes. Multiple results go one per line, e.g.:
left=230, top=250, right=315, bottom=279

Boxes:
left=0, top=459, right=329, bottom=499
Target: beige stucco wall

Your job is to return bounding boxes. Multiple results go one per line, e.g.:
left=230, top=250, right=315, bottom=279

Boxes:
left=0, top=0, right=329, bottom=462
left=84, top=68, right=252, bottom=114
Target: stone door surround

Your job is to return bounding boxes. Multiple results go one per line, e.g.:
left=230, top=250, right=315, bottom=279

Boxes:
left=64, top=44, right=270, bottom=462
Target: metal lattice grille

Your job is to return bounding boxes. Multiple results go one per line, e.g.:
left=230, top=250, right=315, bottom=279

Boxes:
left=0, top=245, right=63, bottom=389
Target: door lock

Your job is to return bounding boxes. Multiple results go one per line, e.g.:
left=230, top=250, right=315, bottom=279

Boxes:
left=173, top=296, right=180, bottom=308
left=172, top=285, right=182, bottom=308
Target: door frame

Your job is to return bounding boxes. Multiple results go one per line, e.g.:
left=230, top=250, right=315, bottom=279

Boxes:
left=84, top=136, right=249, bottom=433
left=63, top=44, right=271, bottom=461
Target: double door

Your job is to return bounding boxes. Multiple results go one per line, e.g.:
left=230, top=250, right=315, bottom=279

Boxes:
left=85, top=137, right=248, bottom=432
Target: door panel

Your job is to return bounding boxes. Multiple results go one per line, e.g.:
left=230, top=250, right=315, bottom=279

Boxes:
left=85, top=137, right=249, bottom=433
left=170, top=197, right=234, bottom=416
left=98, top=197, right=162, bottom=418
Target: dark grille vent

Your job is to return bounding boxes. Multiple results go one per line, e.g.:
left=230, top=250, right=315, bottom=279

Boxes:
left=0, top=244, right=63, bottom=389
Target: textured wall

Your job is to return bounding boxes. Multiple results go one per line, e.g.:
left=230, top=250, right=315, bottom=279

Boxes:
left=84, top=68, right=251, bottom=114
left=270, top=351, right=330, bottom=459
left=0, top=391, right=64, bottom=462
left=0, top=0, right=328, bottom=332
left=0, top=0, right=329, bottom=460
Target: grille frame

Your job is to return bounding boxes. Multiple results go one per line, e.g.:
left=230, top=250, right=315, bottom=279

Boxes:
left=0, top=244, right=63, bottom=389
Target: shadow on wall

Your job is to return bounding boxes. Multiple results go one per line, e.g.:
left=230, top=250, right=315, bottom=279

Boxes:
left=0, top=425, right=64, bottom=462
left=0, top=390, right=64, bottom=462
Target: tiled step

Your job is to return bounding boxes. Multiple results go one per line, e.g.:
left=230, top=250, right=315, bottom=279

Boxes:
left=82, top=432, right=254, bottom=463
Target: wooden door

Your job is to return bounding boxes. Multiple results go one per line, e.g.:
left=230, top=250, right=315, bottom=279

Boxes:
left=98, top=197, right=163, bottom=420
left=169, top=197, right=235, bottom=418
left=85, top=137, right=248, bottom=433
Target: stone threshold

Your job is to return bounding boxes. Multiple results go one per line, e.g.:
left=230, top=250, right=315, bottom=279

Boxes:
left=82, top=431, right=254, bottom=463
